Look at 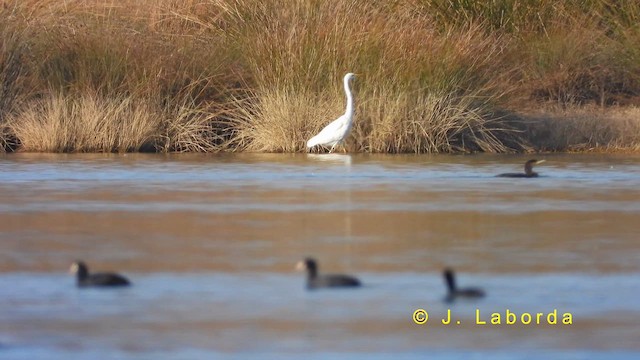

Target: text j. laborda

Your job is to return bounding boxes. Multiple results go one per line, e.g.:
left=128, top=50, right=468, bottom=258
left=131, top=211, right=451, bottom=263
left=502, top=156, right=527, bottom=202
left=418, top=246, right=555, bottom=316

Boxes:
left=412, top=308, right=573, bottom=326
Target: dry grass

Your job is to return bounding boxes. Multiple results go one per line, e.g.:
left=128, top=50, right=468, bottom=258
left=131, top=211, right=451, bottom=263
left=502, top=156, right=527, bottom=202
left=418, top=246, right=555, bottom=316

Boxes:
left=518, top=16, right=640, bottom=107
left=6, top=93, right=158, bottom=152
left=0, top=0, right=242, bottom=152
left=520, top=106, right=640, bottom=152
left=159, top=93, right=242, bottom=153
left=228, top=1, right=523, bottom=152
left=359, top=90, right=520, bottom=153
left=233, top=88, right=337, bottom=153
left=0, top=0, right=639, bottom=153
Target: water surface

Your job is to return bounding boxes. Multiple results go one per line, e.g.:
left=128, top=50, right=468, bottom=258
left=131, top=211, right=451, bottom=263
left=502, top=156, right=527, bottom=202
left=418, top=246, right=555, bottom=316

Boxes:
left=1, top=153, right=639, bottom=359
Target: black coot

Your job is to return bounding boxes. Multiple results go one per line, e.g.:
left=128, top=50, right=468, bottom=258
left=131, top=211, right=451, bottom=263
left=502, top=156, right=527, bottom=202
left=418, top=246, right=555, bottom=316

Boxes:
left=69, top=261, right=131, bottom=287
left=496, top=159, right=545, bottom=178
left=443, top=268, right=484, bottom=302
left=296, top=257, right=361, bottom=289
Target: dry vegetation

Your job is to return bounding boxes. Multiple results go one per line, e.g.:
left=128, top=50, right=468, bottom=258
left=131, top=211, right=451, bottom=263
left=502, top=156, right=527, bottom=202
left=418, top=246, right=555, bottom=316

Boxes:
left=0, top=0, right=639, bottom=153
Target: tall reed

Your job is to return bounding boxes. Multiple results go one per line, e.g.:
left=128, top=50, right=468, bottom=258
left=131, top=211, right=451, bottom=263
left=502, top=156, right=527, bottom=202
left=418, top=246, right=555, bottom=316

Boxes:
left=0, top=0, right=639, bottom=153
left=6, top=93, right=158, bottom=152
left=226, top=0, right=523, bottom=152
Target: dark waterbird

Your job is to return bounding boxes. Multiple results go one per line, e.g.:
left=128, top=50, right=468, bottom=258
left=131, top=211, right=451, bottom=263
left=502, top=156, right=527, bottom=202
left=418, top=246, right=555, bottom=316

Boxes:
left=69, top=260, right=131, bottom=287
left=496, top=159, right=546, bottom=178
left=296, top=257, right=361, bottom=289
left=443, top=268, right=485, bottom=302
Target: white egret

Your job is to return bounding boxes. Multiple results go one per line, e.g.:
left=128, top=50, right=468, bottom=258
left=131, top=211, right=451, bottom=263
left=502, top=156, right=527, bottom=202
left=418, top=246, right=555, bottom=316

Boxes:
left=306, top=73, right=356, bottom=153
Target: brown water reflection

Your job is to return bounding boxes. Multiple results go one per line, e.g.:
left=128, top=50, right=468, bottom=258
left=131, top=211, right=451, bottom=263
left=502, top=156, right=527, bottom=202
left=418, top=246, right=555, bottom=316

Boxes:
left=2, top=152, right=640, bottom=274
left=2, top=207, right=640, bottom=274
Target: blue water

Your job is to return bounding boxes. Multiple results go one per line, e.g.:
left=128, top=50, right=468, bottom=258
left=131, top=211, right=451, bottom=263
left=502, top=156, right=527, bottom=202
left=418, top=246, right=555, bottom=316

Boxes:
left=1, top=272, right=639, bottom=358
left=1, top=153, right=640, bottom=359
left=1, top=153, right=640, bottom=214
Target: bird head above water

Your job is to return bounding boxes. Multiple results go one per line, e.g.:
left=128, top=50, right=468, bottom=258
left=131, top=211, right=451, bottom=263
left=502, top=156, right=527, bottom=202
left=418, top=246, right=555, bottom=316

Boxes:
left=296, top=257, right=318, bottom=278
left=524, top=159, right=546, bottom=176
left=443, top=268, right=485, bottom=302
left=69, top=260, right=89, bottom=278
left=69, top=260, right=130, bottom=287
left=496, top=159, right=546, bottom=178
left=296, top=257, right=361, bottom=289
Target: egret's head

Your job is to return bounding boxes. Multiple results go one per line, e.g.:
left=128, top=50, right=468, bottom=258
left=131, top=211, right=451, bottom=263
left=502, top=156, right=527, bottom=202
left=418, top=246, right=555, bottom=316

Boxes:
left=524, top=159, right=545, bottom=175
left=344, top=73, right=356, bottom=82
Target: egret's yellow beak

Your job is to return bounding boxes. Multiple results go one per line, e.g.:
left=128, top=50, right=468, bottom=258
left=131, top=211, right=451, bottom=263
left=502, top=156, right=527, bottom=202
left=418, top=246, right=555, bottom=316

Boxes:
left=295, top=261, right=305, bottom=271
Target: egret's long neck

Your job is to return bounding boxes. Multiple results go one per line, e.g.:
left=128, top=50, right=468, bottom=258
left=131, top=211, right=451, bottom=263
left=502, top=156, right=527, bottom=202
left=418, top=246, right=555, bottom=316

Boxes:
left=343, top=77, right=354, bottom=117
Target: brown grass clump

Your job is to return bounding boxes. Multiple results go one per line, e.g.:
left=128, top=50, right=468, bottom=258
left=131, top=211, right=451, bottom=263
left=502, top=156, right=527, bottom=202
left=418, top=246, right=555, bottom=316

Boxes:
left=233, top=88, right=337, bottom=153
left=359, top=90, right=518, bottom=153
left=6, top=93, right=158, bottom=152
left=159, top=90, right=242, bottom=153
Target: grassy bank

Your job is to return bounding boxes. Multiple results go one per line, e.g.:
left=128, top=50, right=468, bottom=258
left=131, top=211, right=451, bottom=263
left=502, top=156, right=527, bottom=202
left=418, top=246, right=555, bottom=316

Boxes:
left=0, top=0, right=639, bottom=153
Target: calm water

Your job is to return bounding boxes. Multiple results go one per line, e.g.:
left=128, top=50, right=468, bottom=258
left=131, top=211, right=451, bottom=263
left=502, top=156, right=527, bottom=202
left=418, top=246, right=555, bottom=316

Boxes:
left=1, top=153, right=640, bottom=359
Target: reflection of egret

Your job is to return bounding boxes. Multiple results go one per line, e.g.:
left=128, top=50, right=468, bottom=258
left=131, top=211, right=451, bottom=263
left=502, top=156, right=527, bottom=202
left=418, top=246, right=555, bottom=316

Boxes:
left=306, top=73, right=356, bottom=153
left=306, top=153, right=352, bottom=166
left=496, top=159, right=546, bottom=178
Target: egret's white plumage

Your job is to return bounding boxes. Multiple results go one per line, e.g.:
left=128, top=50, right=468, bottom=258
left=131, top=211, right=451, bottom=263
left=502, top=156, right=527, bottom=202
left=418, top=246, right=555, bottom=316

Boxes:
left=306, top=73, right=356, bottom=153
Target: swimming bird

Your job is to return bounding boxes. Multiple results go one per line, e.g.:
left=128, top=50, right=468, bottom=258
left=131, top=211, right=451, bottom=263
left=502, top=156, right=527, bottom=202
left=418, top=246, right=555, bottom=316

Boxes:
left=296, top=257, right=361, bottom=289
left=496, top=159, right=546, bottom=178
left=443, top=268, right=484, bottom=302
left=306, top=73, right=356, bottom=153
left=69, top=260, right=131, bottom=287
